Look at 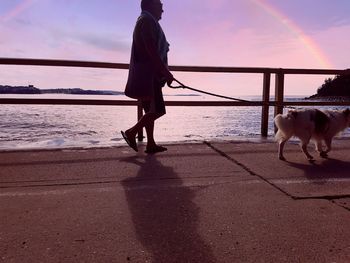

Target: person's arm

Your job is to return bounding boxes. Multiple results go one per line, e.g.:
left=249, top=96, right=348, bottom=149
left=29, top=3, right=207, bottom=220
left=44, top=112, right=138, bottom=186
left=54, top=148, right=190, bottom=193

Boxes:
left=144, top=41, right=173, bottom=85
left=140, top=19, right=173, bottom=84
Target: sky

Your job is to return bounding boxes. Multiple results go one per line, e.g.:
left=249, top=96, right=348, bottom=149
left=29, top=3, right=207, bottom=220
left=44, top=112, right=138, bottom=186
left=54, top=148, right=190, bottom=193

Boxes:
left=1, top=0, right=350, bottom=96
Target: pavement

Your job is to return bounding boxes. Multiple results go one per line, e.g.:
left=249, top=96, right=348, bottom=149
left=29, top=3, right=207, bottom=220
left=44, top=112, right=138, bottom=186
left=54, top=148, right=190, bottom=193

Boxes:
left=0, top=139, right=350, bottom=263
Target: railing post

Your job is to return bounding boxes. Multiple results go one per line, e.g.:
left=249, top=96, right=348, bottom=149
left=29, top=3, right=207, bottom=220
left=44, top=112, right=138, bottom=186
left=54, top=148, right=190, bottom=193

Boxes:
left=137, top=101, right=144, bottom=141
left=274, top=71, right=284, bottom=117
left=261, top=72, right=270, bottom=137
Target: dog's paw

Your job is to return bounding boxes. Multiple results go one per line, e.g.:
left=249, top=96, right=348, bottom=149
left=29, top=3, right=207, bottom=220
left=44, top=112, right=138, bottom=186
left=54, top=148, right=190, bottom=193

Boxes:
left=279, top=155, right=286, bottom=161
left=307, top=155, right=315, bottom=162
left=320, top=151, right=328, bottom=158
left=307, top=156, right=316, bottom=163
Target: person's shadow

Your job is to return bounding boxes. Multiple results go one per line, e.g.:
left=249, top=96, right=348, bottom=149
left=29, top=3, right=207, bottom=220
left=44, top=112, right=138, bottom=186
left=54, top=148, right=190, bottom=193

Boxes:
left=121, top=154, right=216, bottom=263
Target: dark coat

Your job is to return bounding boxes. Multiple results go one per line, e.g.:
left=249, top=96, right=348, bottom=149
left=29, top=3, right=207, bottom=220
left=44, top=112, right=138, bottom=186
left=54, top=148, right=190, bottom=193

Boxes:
left=125, top=12, right=169, bottom=100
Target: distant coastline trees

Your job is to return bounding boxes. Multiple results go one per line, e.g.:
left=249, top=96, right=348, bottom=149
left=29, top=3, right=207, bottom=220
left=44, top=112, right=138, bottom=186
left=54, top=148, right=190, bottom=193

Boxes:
left=0, top=85, right=122, bottom=95
left=310, top=74, right=350, bottom=98
left=0, top=85, right=40, bottom=94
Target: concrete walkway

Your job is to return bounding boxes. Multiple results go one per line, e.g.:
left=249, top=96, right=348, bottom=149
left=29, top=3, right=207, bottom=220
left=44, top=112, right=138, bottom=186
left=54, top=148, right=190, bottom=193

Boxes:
left=1, top=140, right=350, bottom=263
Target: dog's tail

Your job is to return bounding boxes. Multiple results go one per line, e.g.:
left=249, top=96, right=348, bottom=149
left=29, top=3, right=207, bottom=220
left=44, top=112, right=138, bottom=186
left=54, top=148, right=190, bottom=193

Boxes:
left=274, top=113, right=295, bottom=142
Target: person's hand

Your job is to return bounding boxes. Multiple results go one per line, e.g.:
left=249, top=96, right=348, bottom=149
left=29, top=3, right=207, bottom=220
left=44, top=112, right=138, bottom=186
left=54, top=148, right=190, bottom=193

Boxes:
left=165, top=71, right=174, bottom=86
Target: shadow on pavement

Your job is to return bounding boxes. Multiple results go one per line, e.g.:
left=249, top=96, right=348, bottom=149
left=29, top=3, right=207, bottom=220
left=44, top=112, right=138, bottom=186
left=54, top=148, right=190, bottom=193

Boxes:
left=121, top=155, right=216, bottom=263
left=286, top=158, right=350, bottom=180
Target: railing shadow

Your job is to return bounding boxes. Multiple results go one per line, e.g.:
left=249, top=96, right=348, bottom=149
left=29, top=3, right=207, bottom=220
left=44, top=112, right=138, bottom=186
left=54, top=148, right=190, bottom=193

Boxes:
left=121, top=155, right=216, bottom=263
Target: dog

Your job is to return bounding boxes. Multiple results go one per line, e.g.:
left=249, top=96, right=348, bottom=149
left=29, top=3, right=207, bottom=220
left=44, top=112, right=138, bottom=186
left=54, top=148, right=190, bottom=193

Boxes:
left=274, top=108, right=350, bottom=161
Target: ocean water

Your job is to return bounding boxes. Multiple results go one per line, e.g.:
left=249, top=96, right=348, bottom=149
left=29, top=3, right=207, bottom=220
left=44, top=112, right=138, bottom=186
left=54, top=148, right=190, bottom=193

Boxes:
left=1, top=94, right=350, bottom=150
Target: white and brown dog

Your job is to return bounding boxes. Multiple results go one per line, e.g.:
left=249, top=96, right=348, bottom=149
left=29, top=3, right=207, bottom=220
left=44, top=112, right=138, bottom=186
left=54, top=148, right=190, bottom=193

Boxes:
left=274, top=108, right=350, bottom=161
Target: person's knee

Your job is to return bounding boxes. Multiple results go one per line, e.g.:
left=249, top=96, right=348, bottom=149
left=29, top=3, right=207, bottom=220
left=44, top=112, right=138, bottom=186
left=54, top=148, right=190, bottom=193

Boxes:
left=145, top=112, right=164, bottom=120
left=154, top=112, right=165, bottom=120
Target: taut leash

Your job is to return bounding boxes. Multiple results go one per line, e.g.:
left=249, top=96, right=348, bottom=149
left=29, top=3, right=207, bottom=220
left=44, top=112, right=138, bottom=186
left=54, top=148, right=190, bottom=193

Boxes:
left=168, top=78, right=298, bottom=110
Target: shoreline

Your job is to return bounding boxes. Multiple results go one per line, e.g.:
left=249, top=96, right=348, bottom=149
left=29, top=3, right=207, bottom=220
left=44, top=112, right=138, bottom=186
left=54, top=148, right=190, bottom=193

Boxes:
left=306, top=95, right=350, bottom=101
left=3, top=136, right=350, bottom=153
left=0, top=136, right=277, bottom=153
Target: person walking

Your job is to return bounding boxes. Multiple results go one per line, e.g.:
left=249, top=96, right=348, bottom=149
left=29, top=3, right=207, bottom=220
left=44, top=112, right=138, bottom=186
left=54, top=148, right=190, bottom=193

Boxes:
left=121, top=0, right=173, bottom=154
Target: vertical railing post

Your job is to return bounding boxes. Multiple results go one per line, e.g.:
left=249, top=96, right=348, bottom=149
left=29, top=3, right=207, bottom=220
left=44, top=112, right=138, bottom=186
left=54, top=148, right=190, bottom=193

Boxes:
left=274, top=71, right=284, bottom=117
left=261, top=72, right=271, bottom=137
left=137, top=101, right=144, bottom=141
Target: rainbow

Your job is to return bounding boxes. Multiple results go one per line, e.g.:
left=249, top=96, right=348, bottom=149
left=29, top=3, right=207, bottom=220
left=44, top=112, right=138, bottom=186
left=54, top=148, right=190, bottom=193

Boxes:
left=1, top=0, right=37, bottom=22
left=251, top=0, right=333, bottom=68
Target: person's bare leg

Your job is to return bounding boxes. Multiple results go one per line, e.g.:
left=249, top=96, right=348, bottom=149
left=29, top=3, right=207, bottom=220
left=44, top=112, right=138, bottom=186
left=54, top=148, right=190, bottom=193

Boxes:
left=145, top=118, right=156, bottom=147
left=123, top=95, right=166, bottom=153
left=125, top=113, right=156, bottom=139
left=144, top=114, right=167, bottom=153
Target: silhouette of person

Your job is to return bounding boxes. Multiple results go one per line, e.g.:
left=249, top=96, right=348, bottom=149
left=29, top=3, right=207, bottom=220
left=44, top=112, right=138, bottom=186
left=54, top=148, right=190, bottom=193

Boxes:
left=121, top=0, right=173, bottom=154
left=121, top=155, right=216, bottom=262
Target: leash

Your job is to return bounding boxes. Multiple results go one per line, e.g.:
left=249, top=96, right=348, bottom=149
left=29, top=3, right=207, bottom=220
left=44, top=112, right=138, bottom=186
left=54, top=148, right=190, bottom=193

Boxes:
left=168, top=78, right=259, bottom=104
left=168, top=78, right=298, bottom=110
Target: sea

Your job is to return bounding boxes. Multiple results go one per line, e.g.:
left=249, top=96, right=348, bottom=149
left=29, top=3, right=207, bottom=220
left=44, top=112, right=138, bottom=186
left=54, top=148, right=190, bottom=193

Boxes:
left=1, top=93, right=350, bottom=150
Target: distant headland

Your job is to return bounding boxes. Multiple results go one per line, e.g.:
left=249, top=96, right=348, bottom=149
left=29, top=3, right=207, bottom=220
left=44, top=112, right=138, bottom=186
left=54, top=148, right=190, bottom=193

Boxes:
left=307, top=74, right=350, bottom=100
left=0, top=85, right=123, bottom=95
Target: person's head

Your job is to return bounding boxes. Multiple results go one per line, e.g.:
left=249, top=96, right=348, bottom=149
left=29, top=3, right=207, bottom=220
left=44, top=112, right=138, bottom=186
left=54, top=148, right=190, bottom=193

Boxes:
left=141, top=0, right=163, bottom=21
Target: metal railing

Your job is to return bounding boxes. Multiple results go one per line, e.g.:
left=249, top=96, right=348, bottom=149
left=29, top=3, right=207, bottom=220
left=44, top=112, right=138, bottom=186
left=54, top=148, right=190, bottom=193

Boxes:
left=1, top=57, right=349, bottom=140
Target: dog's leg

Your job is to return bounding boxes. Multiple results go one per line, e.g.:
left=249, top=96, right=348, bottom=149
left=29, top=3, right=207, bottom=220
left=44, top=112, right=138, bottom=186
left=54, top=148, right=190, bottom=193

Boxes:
left=300, top=137, right=314, bottom=160
left=301, top=144, right=313, bottom=160
left=315, top=140, right=323, bottom=152
left=278, top=139, right=287, bottom=161
left=316, top=140, right=327, bottom=158
left=325, top=139, right=332, bottom=152
left=322, top=138, right=333, bottom=158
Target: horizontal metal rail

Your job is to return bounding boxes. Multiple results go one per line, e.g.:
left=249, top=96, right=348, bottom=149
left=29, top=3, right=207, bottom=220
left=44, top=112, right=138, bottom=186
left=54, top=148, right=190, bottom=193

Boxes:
left=0, top=98, right=264, bottom=106
left=0, top=98, right=139, bottom=106
left=1, top=98, right=350, bottom=107
left=1, top=57, right=349, bottom=75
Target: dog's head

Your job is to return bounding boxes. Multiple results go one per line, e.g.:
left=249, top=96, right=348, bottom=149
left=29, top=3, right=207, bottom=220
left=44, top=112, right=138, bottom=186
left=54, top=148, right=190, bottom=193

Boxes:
left=343, top=108, right=350, bottom=126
